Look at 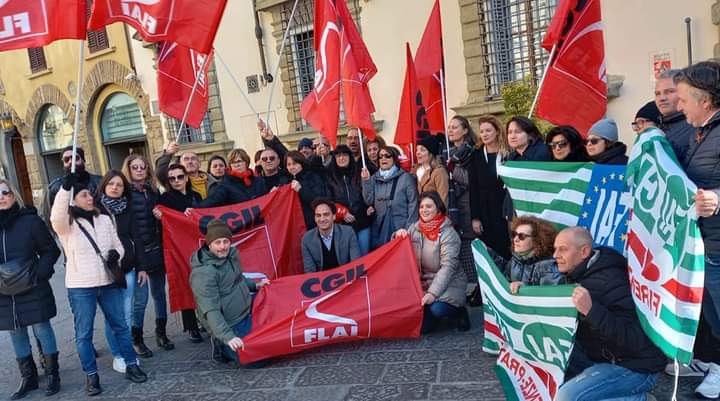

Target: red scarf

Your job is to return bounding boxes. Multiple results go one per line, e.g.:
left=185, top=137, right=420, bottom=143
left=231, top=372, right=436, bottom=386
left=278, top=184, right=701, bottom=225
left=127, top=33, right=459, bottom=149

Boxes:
left=418, top=214, right=445, bottom=241
left=228, top=168, right=253, bottom=187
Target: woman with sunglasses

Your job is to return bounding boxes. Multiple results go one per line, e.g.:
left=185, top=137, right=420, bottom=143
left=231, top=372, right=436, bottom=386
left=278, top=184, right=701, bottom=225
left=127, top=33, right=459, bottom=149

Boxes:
left=393, top=191, right=469, bottom=333
left=491, top=216, right=564, bottom=296
left=121, top=155, right=174, bottom=358
left=157, top=164, right=204, bottom=344
left=506, top=116, right=552, bottom=162
left=285, top=151, right=329, bottom=229
left=198, top=149, right=268, bottom=208
left=95, top=171, right=143, bottom=374
left=584, top=118, right=628, bottom=165
left=545, top=126, right=589, bottom=162
left=0, top=179, right=61, bottom=399
left=362, top=146, right=418, bottom=250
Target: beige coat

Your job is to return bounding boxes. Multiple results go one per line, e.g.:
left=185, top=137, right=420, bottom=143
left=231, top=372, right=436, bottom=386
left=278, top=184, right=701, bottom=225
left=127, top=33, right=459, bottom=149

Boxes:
left=408, top=217, right=466, bottom=307
left=416, top=163, right=449, bottom=206
left=50, top=188, right=124, bottom=289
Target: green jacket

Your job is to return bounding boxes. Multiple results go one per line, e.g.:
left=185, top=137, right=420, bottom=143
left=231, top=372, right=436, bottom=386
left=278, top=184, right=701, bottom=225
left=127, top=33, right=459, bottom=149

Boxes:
left=189, top=246, right=256, bottom=343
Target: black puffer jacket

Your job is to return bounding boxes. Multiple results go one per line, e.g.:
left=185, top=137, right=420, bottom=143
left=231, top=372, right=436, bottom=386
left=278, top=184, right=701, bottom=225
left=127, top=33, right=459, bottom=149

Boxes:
left=293, top=169, right=330, bottom=229
left=96, top=196, right=141, bottom=273
left=326, top=159, right=371, bottom=231
left=568, top=247, right=666, bottom=374
left=590, top=142, right=628, bottom=165
left=198, top=173, right=267, bottom=208
left=508, top=140, right=552, bottom=162
left=129, top=184, right=163, bottom=272
left=159, top=188, right=202, bottom=212
left=661, top=111, right=694, bottom=163
left=0, top=204, right=60, bottom=330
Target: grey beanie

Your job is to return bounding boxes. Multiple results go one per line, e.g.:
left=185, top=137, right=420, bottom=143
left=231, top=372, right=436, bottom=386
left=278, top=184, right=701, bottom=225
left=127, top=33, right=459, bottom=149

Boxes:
left=588, top=118, right=618, bottom=142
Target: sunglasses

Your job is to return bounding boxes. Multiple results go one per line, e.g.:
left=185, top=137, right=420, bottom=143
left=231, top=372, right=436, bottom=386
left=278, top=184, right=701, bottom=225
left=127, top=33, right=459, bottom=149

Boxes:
left=511, top=231, right=534, bottom=241
left=62, top=156, right=79, bottom=163
left=130, top=164, right=147, bottom=171
left=378, top=153, right=393, bottom=160
left=168, top=174, right=186, bottom=182
left=0, top=190, right=12, bottom=197
left=261, top=156, right=277, bottom=162
left=549, top=140, right=569, bottom=150
left=584, top=137, right=604, bottom=146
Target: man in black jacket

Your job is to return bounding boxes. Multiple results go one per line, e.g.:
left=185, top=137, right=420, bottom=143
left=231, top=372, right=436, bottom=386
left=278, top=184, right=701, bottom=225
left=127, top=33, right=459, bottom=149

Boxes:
left=553, top=227, right=664, bottom=401
left=46, top=146, right=102, bottom=209
left=655, top=69, right=694, bottom=162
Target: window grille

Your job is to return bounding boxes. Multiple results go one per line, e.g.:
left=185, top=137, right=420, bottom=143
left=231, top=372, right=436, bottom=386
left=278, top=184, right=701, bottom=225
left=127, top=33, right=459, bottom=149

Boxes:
left=478, top=0, right=557, bottom=97
left=166, top=113, right=214, bottom=144
left=27, top=48, right=47, bottom=74
left=86, top=1, right=110, bottom=53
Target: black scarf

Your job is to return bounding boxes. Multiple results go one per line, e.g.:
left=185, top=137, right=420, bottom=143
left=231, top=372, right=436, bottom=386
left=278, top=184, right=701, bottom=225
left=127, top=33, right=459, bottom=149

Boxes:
left=71, top=206, right=95, bottom=227
left=100, top=194, right=128, bottom=215
left=0, top=203, right=20, bottom=229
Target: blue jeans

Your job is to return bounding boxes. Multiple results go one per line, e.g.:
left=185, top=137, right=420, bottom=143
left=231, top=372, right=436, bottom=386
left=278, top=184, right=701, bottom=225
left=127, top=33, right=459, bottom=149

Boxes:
left=701, top=253, right=720, bottom=350
left=421, top=301, right=463, bottom=333
left=132, top=269, right=168, bottom=328
left=8, top=320, right=58, bottom=359
left=557, top=346, right=658, bottom=401
left=219, top=315, right=252, bottom=363
left=68, top=286, right=138, bottom=375
left=356, top=228, right=370, bottom=256
left=105, top=270, right=136, bottom=358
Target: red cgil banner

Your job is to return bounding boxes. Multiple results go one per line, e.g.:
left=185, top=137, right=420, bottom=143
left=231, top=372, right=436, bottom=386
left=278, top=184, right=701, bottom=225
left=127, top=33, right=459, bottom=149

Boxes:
left=159, top=186, right=306, bottom=312
left=239, top=237, right=424, bottom=364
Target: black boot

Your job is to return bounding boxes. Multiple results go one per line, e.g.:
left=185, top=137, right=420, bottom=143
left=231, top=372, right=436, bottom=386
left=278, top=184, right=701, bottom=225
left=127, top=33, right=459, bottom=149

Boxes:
left=85, top=373, right=101, bottom=397
left=457, top=307, right=471, bottom=332
left=11, top=356, right=38, bottom=400
left=155, top=319, right=175, bottom=350
left=131, top=327, right=153, bottom=358
left=43, top=352, right=60, bottom=396
left=124, top=364, right=147, bottom=383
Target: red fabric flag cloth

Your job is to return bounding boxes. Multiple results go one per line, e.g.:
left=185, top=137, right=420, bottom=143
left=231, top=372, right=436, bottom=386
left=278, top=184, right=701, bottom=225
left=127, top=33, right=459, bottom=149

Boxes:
left=301, top=0, right=342, bottom=147
left=535, top=0, right=607, bottom=136
left=337, top=0, right=377, bottom=141
left=157, top=42, right=212, bottom=128
left=394, top=43, right=432, bottom=161
left=159, top=186, right=306, bottom=312
left=414, top=0, right=445, bottom=136
left=88, top=0, right=227, bottom=54
left=0, top=0, right=85, bottom=51
left=238, top=237, right=424, bottom=364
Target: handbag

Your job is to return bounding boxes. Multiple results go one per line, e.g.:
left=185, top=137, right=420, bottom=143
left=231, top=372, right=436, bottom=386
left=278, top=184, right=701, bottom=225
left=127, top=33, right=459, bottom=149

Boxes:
left=0, top=257, right=38, bottom=296
left=77, top=222, right=127, bottom=289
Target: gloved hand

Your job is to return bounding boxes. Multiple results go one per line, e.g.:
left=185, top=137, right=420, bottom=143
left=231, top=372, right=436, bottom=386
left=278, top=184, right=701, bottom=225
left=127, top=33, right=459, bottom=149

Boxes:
left=107, top=249, right=120, bottom=265
left=62, top=172, right=80, bottom=191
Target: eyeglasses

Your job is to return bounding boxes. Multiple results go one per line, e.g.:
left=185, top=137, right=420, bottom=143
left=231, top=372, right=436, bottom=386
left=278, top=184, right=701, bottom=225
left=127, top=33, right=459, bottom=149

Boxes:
left=130, top=164, right=147, bottom=171
left=584, top=137, right=604, bottom=146
left=62, top=156, right=78, bottom=163
left=378, top=153, right=393, bottom=160
left=511, top=231, right=534, bottom=241
left=261, top=156, right=277, bottom=162
left=168, top=174, right=186, bottom=182
left=0, top=190, right=12, bottom=197
left=548, top=140, right=569, bottom=150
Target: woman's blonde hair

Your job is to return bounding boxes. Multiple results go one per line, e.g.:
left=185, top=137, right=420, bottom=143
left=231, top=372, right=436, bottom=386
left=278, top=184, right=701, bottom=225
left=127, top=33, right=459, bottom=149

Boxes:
left=477, top=115, right=509, bottom=156
left=0, top=179, right=24, bottom=208
left=121, top=154, right=157, bottom=192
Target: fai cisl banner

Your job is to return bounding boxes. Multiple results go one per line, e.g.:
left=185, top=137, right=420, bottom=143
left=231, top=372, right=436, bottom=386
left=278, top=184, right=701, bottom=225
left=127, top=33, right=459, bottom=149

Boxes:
left=239, top=237, right=424, bottom=364
left=159, top=186, right=306, bottom=312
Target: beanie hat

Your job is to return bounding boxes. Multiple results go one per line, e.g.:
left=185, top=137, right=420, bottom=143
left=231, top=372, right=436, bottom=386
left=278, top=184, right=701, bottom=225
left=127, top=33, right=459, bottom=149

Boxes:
left=588, top=118, right=618, bottom=142
left=205, top=219, right=232, bottom=244
left=297, top=138, right=314, bottom=151
left=418, top=135, right=440, bottom=157
left=635, top=101, right=662, bottom=126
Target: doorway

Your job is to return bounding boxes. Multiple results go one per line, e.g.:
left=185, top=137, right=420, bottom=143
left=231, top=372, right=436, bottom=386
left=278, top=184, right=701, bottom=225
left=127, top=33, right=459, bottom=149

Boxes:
left=10, top=131, right=33, bottom=204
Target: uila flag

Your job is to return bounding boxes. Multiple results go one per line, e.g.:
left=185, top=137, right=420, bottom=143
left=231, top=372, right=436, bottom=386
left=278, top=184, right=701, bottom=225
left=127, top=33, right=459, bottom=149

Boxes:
left=0, top=0, right=85, bottom=51
left=88, top=0, right=227, bottom=54
left=414, top=0, right=445, bottom=136
left=625, top=128, right=704, bottom=364
left=499, top=161, right=631, bottom=254
left=394, top=43, right=432, bottom=160
left=158, top=186, right=306, bottom=312
left=239, top=237, right=424, bottom=364
left=157, top=42, right=212, bottom=128
left=535, top=0, right=606, bottom=135
left=473, top=240, right=578, bottom=401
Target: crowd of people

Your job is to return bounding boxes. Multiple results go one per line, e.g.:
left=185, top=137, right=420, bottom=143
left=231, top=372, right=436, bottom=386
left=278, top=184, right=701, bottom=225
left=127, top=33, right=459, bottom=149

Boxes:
left=1, top=59, right=719, bottom=400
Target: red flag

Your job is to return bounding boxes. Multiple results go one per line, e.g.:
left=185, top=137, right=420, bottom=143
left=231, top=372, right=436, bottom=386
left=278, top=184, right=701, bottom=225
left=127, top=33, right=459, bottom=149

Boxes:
left=394, top=43, right=432, bottom=161
left=301, top=0, right=342, bottom=147
left=337, top=0, right=377, bottom=141
left=159, top=186, right=306, bottom=312
left=414, top=0, right=445, bottom=136
left=157, top=42, right=212, bottom=128
left=239, top=237, right=424, bottom=364
left=535, top=0, right=606, bottom=136
left=0, top=0, right=85, bottom=51
left=88, top=0, right=227, bottom=54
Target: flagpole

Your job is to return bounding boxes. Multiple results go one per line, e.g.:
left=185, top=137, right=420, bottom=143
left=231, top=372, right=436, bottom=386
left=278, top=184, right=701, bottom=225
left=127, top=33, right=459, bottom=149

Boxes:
left=527, top=44, right=556, bottom=119
left=216, top=51, right=260, bottom=119
left=264, top=0, right=301, bottom=129
left=175, top=54, right=209, bottom=142
left=439, top=68, right=451, bottom=163
left=69, top=40, right=86, bottom=205
left=357, top=128, right=367, bottom=169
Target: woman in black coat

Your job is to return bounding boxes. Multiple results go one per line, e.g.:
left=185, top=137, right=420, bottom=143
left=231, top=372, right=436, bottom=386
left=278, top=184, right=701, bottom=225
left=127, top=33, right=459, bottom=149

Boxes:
left=198, top=149, right=267, bottom=208
left=0, top=179, right=61, bottom=398
left=121, top=155, right=173, bottom=358
left=285, top=151, right=330, bottom=229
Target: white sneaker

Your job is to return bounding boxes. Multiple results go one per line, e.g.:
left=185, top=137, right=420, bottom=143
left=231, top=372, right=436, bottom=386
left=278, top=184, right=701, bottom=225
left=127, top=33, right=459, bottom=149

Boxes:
left=696, top=363, right=720, bottom=399
left=112, top=357, right=126, bottom=373
left=664, top=359, right=710, bottom=377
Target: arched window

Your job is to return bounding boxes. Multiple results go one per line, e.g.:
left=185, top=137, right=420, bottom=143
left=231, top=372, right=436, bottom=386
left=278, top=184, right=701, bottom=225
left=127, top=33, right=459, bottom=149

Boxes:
left=37, top=104, right=73, bottom=152
left=100, top=92, right=145, bottom=142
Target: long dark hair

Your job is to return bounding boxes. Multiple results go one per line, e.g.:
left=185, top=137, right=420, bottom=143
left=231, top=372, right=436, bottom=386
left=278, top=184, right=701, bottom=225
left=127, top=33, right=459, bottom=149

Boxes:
left=451, top=115, right=477, bottom=146
left=507, top=116, right=543, bottom=144
left=285, top=150, right=308, bottom=176
left=164, top=163, right=193, bottom=193
left=545, top=126, right=588, bottom=162
left=96, top=170, right=132, bottom=199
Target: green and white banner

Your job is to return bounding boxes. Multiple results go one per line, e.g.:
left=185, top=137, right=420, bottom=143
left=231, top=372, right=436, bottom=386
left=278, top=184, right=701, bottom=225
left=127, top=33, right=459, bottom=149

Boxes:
left=625, top=128, right=704, bottom=364
left=473, top=240, right=578, bottom=401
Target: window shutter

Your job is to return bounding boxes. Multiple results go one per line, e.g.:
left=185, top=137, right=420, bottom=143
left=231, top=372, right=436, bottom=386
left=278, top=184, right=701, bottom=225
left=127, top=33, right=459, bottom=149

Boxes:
left=27, top=48, right=47, bottom=74
left=86, top=0, right=110, bottom=53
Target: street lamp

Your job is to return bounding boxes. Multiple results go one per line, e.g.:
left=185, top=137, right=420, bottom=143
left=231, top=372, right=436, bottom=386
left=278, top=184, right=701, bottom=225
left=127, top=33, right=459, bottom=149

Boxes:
left=0, top=112, right=13, bottom=130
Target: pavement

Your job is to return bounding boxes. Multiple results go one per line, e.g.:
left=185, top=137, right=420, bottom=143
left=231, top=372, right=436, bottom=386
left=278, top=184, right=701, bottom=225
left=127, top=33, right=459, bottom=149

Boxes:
left=0, top=261, right=706, bottom=401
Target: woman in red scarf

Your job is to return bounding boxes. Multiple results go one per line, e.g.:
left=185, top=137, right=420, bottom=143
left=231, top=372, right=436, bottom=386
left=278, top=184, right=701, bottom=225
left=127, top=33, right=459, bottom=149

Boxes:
left=393, top=191, right=469, bottom=334
left=197, top=149, right=268, bottom=208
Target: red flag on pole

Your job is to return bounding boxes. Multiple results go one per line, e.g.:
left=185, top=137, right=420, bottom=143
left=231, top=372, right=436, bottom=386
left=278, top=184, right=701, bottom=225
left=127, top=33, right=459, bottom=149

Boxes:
left=88, top=0, right=227, bottom=54
left=337, top=0, right=377, bottom=140
left=157, top=42, right=212, bottom=128
left=535, top=0, right=606, bottom=136
left=0, top=0, right=85, bottom=51
left=301, top=0, right=342, bottom=147
left=394, top=43, right=432, bottom=160
left=414, top=0, right=445, bottom=136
